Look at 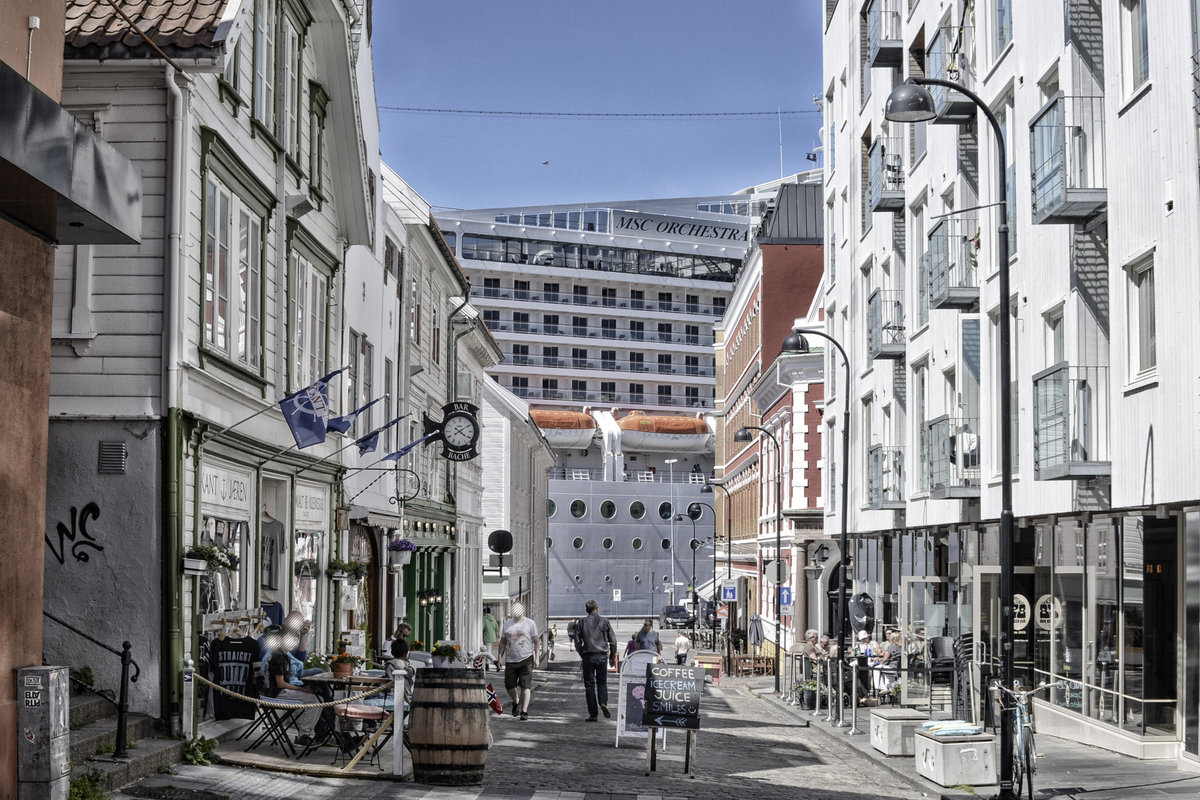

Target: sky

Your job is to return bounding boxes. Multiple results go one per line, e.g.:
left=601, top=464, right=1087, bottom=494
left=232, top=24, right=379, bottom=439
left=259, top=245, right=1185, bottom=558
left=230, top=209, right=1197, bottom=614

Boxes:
left=372, top=1, right=825, bottom=211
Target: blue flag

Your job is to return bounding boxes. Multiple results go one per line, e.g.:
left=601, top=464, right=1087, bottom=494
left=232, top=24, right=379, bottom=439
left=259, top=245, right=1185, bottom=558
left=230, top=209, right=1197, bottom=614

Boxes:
left=328, top=397, right=381, bottom=435
left=380, top=433, right=435, bottom=462
left=355, top=431, right=379, bottom=456
left=278, top=369, right=343, bottom=449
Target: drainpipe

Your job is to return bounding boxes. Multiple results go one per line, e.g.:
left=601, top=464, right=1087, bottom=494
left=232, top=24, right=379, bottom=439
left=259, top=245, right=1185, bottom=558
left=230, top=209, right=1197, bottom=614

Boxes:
left=162, top=64, right=188, bottom=736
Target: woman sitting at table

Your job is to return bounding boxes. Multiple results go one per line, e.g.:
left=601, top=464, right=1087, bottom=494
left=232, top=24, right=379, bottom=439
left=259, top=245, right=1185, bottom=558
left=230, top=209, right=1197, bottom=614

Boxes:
left=871, top=630, right=903, bottom=694
left=262, top=625, right=325, bottom=747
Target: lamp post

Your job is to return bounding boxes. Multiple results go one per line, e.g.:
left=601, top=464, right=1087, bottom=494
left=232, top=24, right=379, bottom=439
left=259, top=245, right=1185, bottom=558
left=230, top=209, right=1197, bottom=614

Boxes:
left=782, top=327, right=852, bottom=726
left=688, top=500, right=719, bottom=648
left=675, top=514, right=698, bottom=642
left=702, top=480, right=733, bottom=666
left=665, top=458, right=678, bottom=606
left=733, top=425, right=783, bottom=694
left=885, top=76, right=1015, bottom=798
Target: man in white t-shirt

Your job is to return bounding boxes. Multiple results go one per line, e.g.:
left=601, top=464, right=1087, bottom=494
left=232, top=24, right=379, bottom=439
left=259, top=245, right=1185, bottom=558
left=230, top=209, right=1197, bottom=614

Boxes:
left=674, top=631, right=691, bottom=665
left=498, top=602, right=541, bottom=720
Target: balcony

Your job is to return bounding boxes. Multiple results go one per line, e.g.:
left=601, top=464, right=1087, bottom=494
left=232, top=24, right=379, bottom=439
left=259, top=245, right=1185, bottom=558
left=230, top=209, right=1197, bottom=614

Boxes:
left=1030, top=93, right=1107, bottom=225
left=927, top=25, right=976, bottom=124
left=1032, top=362, right=1111, bottom=480
left=868, top=136, right=905, bottom=212
left=867, top=0, right=903, bottom=67
left=867, top=445, right=905, bottom=509
left=925, top=415, right=981, bottom=499
left=867, top=289, right=906, bottom=360
left=927, top=214, right=979, bottom=310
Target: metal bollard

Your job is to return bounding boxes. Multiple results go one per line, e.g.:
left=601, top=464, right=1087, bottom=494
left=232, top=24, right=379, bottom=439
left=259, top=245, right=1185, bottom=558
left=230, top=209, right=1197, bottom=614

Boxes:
left=824, top=660, right=835, bottom=721
left=813, top=660, right=825, bottom=717
left=846, top=661, right=862, bottom=735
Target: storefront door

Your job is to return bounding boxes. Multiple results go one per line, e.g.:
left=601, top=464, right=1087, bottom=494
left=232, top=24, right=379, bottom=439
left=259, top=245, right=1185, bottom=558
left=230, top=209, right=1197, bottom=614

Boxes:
left=900, top=576, right=950, bottom=705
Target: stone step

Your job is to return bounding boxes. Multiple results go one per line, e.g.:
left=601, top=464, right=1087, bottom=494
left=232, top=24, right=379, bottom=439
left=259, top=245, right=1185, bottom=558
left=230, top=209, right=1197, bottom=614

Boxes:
left=70, top=713, right=159, bottom=765
left=70, top=736, right=186, bottom=792
left=71, top=692, right=118, bottom=729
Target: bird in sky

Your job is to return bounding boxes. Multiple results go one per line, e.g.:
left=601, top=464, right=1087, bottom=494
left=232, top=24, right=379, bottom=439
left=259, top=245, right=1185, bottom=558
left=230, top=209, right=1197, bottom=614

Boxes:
left=541, top=160, right=550, bottom=165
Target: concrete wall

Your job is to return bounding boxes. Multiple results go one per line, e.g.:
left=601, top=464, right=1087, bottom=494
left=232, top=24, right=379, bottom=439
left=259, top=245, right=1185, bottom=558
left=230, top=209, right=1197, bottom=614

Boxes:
left=43, top=419, right=163, bottom=717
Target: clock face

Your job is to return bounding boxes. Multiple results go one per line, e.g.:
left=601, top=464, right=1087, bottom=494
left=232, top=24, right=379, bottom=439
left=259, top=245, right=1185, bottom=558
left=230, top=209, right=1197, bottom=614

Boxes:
left=443, top=412, right=478, bottom=449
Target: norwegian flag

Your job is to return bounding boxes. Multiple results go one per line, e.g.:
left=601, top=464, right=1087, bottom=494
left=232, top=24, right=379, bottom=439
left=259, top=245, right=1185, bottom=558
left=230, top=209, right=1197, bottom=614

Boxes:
left=486, top=683, right=503, bottom=715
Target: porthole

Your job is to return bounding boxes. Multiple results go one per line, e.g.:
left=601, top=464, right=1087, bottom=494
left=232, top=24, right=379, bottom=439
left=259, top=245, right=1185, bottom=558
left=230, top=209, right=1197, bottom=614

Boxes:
left=602, top=537, right=614, bottom=550
left=605, top=575, right=612, bottom=582
left=629, top=501, right=646, bottom=520
left=661, top=538, right=671, bottom=550
left=574, top=575, right=582, bottom=582
left=547, top=499, right=556, bottom=517
left=632, top=537, right=644, bottom=550
left=570, top=499, right=586, bottom=518
left=572, top=537, right=584, bottom=550
left=658, top=501, right=673, bottom=520
left=547, top=538, right=553, bottom=549
left=634, top=574, right=642, bottom=583
left=600, top=500, right=616, bottom=519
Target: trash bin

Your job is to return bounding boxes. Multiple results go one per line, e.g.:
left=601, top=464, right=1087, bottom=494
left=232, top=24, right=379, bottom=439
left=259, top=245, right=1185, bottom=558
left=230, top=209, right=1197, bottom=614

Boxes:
left=408, top=667, right=489, bottom=785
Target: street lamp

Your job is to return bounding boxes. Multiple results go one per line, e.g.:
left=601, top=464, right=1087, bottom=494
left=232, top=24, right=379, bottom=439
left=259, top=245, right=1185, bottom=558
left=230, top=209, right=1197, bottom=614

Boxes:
left=675, top=514, right=698, bottom=641
left=733, top=424, right=783, bottom=693
left=782, top=328, right=851, bottom=727
left=885, top=76, right=1016, bottom=798
left=702, top=480, right=733, bottom=667
left=665, top=458, right=679, bottom=607
left=688, top=500, right=719, bottom=649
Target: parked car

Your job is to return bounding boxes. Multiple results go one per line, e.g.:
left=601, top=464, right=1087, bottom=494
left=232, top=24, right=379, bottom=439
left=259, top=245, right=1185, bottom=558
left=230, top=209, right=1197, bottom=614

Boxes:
left=659, top=605, right=693, bottom=629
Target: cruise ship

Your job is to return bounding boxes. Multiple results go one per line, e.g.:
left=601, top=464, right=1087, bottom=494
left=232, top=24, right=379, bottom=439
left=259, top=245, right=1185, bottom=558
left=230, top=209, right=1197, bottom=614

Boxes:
left=436, top=191, right=778, bottom=618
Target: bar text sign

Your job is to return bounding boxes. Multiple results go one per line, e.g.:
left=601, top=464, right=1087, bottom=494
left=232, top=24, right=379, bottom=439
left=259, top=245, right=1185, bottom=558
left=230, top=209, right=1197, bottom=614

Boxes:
left=643, top=663, right=701, bottom=730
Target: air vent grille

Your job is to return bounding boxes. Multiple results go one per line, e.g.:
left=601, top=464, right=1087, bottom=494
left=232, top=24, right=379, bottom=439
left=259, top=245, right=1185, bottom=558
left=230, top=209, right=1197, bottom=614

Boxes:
left=98, top=441, right=127, bottom=474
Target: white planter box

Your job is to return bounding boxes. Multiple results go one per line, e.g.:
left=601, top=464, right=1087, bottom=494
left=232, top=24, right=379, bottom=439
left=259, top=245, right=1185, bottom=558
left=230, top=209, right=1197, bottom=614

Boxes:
left=870, top=708, right=929, bottom=756
left=914, top=730, right=997, bottom=787
left=182, top=558, right=207, bottom=575
left=389, top=550, right=412, bottom=566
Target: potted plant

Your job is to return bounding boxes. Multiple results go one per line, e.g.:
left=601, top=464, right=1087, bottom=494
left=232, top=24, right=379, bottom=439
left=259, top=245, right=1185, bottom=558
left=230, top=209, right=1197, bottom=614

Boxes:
left=327, top=558, right=368, bottom=581
left=331, top=651, right=362, bottom=678
left=796, top=680, right=819, bottom=710
left=387, top=537, right=417, bottom=566
left=430, top=641, right=461, bottom=668
left=183, top=544, right=237, bottom=574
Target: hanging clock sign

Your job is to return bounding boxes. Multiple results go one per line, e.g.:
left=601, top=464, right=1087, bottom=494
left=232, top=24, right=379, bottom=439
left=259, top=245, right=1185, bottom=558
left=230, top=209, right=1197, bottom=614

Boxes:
left=428, top=402, right=480, bottom=461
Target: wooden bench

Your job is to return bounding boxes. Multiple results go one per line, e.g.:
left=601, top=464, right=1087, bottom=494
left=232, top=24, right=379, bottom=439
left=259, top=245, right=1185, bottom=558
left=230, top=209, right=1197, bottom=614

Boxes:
left=693, top=652, right=722, bottom=686
left=733, top=655, right=774, bottom=677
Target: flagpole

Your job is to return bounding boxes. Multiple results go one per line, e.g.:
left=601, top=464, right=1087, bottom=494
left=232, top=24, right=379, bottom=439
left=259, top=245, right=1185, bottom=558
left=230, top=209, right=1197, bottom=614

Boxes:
left=287, top=415, right=409, bottom=477
left=202, top=365, right=348, bottom=447
left=341, top=432, right=436, bottom=478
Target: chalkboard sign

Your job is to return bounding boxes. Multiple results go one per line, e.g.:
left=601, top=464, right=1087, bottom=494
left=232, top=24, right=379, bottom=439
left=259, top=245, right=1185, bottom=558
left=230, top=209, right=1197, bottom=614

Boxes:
left=643, top=663, right=701, bottom=730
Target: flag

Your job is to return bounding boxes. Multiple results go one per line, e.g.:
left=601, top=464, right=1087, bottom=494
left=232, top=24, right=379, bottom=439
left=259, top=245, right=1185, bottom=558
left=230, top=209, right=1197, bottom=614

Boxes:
left=486, top=683, right=503, bottom=715
left=278, top=369, right=344, bottom=449
left=380, top=433, right=435, bottom=462
left=355, top=431, right=379, bottom=456
left=327, top=397, right=382, bottom=435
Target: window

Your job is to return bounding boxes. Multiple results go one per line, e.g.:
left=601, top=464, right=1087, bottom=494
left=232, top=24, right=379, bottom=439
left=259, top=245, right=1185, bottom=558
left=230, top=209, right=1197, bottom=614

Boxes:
left=384, top=237, right=400, bottom=283
left=685, top=355, right=699, bottom=375
left=602, top=287, right=616, bottom=307
left=629, top=383, right=644, bottom=403
left=542, top=378, right=558, bottom=398
left=1121, top=0, right=1150, bottom=93
left=432, top=304, right=441, bottom=364
left=547, top=499, right=556, bottom=518
left=657, top=385, right=673, bottom=405
left=658, top=354, right=673, bottom=373
left=513, top=312, right=529, bottom=332
left=308, top=83, right=328, bottom=197
left=573, top=285, right=588, bottom=305
left=291, top=252, right=327, bottom=388
left=203, top=174, right=263, bottom=369
left=281, top=18, right=300, bottom=154
left=993, top=0, right=1012, bottom=59
left=602, top=538, right=614, bottom=550
left=630, top=320, right=644, bottom=340
left=602, top=318, right=617, bottom=338
left=995, top=95, right=1017, bottom=257
left=913, top=362, right=928, bottom=493
left=383, top=357, right=394, bottom=449
left=511, top=343, right=529, bottom=365
left=543, top=345, right=559, bottom=367
left=253, top=0, right=275, bottom=127
left=712, top=296, right=726, bottom=316
left=572, top=379, right=587, bottom=401
left=347, top=329, right=360, bottom=416
left=513, top=279, right=529, bottom=300
left=632, top=537, right=643, bottom=550
left=630, top=289, right=645, bottom=309
left=685, top=324, right=700, bottom=344
left=572, top=316, right=587, bottom=336
left=601, top=350, right=616, bottom=370
left=630, top=352, right=644, bottom=372
left=570, top=500, right=586, bottom=518
left=658, top=502, right=674, bottom=520
left=572, top=537, right=584, bottom=550
left=1128, top=255, right=1156, bottom=375
left=361, top=338, right=373, bottom=429
left=483, top=276, right=500, bottom=296
left=543, top=313, right=559, bottom=334
left=601, top=381, right=616, bottom=402
left=482, top=309, right=499, bottom=327
left=657, top=322, right=672, bottom=342
left=658, top=292, right=673, bottom=311
left=1045, top=307, right=1065, bottom=365
left=629, top=501, right=646, bottom=520
left=572, top=348, right=587, bottom=368
left=686, top=294, right=700, bottom=313
left=543, top=282, right=560, bottom=301
left=600, top=500, right=616, bottom=519
left=511, top=376, right=529, bottom=395
left=685, top=386, right=701, bottom=406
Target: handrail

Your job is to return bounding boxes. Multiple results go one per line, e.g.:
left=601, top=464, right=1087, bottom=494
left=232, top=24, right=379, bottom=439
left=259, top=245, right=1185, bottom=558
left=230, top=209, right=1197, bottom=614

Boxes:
left=44, top=610, right=139, bottom=759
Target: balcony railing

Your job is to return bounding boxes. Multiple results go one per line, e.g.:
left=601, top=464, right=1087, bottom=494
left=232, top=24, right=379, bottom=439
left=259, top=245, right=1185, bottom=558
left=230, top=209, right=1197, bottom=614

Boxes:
left=927, top=213, right=979, bottom=309
left=1032, top=362, right=1111, bottom=480
left=926, top=415, right=981, bottom=499
left=510, top=386, right=713, bottom=411
left=868, top=135, right=905, bottom=212
left=867, top=444, right=905, bottom=509
left=867, top=0, right=903, bottom=67
left=927, top=25, right=976, bottom=124
left=867, top=288, right=906, bottom=360
left=468, top=287, right=724, bottom=317
left=488, top=319, right=714, bottom=347
left=1030, top=93, right=1107, bottom=225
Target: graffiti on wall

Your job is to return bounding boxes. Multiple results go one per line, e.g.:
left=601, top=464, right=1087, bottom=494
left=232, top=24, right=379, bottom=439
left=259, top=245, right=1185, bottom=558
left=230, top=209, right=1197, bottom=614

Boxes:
left=46, top=502, right=104, bottom=565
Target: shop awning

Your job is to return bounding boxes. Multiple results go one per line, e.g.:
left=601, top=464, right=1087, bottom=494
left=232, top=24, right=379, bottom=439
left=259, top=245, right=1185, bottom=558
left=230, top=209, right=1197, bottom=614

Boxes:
left=695, top=566, right=758, bottom=599
left=347, top=505, right=401, bottom=529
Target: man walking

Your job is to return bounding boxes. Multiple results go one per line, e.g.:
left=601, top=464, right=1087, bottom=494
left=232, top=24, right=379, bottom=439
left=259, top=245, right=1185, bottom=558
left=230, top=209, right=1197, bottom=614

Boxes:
left=575, top=599, right=617, bottom=721
left=674, top=629, right=691, bottom=665
left=481, top=606, right=499, bottom=670
left=498, top=602, right=540, bottom=720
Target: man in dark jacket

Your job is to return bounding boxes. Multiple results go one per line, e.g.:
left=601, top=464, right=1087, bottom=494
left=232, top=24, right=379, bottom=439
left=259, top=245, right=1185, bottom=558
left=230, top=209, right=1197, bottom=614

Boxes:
left=575, top=599, right=618, bottom=721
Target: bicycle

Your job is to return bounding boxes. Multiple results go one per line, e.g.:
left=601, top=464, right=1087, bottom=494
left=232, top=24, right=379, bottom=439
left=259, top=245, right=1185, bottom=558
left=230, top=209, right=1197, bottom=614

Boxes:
left=991, top=679, right=1066, bottom=800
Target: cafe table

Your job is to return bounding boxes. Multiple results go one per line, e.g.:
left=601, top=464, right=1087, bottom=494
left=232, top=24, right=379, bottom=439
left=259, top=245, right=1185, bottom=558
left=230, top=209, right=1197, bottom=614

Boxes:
left=297, top=670, right=397, bottom=769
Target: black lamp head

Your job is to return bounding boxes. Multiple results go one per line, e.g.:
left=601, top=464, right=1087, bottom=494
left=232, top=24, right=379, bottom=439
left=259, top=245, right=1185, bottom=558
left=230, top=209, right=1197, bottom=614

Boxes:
left=781, top=329, right=811, bottom=354
left=884, top=78, right=937, bottom=123
left=733, top=427, right=754, bottom=443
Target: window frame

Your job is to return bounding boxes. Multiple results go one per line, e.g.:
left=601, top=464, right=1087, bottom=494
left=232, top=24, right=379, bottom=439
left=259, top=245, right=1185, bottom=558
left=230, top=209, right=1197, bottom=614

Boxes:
left=1127, top=252, right=1157, bottom=379
left=288, top=226, right=338, bottom=391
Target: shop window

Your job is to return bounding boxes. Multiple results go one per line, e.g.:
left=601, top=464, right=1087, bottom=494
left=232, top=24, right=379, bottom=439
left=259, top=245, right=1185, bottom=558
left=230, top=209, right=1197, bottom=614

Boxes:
left=198, top=516, right=247, bottom=614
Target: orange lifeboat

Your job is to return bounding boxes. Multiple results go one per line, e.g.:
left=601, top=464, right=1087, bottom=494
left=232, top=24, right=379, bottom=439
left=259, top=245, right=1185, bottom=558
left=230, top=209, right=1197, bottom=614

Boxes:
left=616, top=411, right=711, bottom=453
left=530, top=409, right=597, bottom=450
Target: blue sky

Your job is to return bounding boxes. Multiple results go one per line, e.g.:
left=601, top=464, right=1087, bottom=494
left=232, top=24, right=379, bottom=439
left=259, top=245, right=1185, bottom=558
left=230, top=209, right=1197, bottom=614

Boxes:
left=372, top=1, right=824, bottom=210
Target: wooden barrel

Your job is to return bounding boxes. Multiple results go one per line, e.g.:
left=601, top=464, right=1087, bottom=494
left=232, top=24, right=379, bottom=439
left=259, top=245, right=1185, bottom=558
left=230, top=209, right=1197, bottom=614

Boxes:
left=408, top=667, right=490, bottom=785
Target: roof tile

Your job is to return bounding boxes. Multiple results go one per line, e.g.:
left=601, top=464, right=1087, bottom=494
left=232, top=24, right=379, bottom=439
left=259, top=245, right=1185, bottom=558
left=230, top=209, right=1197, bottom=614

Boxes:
left=64, top=0, right=229, bottom=59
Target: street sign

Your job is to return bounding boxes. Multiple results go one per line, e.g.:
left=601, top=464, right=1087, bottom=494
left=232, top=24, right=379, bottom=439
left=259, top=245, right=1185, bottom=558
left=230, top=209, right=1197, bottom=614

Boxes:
left=780, top=604, right=794, bottom=616
left=779, top=586, right=792, bottom=606
left=613, top=589, right=622, bottom=602
left=720, top=583, right=737, bottom=602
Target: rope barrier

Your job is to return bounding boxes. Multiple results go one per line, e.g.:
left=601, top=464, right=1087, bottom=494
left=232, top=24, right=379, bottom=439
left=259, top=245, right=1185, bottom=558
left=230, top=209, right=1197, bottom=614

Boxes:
left=192, top=672, right=391, bottom=710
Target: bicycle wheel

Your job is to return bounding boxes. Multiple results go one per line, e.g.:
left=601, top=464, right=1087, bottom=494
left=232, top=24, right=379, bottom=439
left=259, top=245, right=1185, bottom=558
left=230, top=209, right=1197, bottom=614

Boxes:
left=1011, top=724, right=1027, bottom=800
left=1020, top=726, right=1036, bottom=800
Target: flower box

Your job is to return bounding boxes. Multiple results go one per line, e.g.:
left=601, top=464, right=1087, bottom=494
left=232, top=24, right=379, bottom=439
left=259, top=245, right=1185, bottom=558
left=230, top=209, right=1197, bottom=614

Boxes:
left=329, top=569, right=349, bottom=581
left=389, top=550, right=412, bottom=566
left=182, top=557, right=207, bottom=575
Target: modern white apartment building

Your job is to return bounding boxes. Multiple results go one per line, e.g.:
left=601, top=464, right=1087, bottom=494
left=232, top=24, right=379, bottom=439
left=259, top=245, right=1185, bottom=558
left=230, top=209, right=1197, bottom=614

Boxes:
left=823, top=0, right=1200, bottom=761
left=436, top=194, right=777, bottom=617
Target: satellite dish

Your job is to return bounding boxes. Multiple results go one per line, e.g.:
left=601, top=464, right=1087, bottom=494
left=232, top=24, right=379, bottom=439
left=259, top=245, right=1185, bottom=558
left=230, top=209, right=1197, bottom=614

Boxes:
left=488, top=529, right=513, bottom=554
